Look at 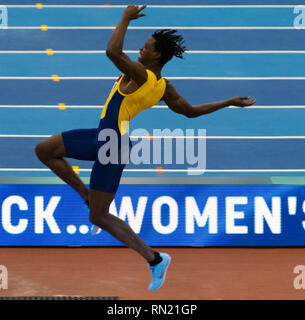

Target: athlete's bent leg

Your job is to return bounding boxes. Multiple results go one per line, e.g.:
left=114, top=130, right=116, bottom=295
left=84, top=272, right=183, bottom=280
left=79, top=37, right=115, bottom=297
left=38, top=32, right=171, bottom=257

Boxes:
left=89, top=188, right=155, bottom=262
left=35, top=134, right=89, bottom=202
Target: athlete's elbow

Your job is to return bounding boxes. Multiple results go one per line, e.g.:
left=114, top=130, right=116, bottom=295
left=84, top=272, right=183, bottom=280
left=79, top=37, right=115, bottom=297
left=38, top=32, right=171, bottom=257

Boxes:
left=106, top=48, right=115, bottom=58
left=106, top=47, right=122, bottom=58
left=183, top=113, right=192, bottom=118
left=184, top=109, right=197, bottom=118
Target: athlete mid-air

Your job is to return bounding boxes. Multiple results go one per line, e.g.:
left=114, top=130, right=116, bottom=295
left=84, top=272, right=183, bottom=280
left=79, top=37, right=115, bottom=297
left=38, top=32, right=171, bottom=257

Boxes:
left=35, top=5, right=256, bottom=291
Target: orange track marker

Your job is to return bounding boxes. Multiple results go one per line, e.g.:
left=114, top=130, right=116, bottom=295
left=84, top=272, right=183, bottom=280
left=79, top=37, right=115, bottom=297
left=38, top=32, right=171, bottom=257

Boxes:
left=146, top=133, right=153, bottom=141
left=156, top=166, right=164, bottom=174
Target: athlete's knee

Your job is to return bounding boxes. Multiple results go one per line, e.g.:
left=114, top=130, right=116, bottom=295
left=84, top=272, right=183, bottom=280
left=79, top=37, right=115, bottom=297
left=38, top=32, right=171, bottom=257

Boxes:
left=35, top=134, right=65, bottom=161
left=89, top=210, right=109, bottom=228
left=35, top=141, right=49, bottom=161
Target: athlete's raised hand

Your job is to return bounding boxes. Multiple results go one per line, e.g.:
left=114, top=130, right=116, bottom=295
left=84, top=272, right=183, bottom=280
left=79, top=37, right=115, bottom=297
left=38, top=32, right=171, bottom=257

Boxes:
left=122, top=5, right=147, bottom=21
left=229, top=96, right=256, bottom=107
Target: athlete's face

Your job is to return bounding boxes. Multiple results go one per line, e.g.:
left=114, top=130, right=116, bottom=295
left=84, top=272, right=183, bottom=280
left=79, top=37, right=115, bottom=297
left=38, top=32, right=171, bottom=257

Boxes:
left=138, top=37, right=160, bottom=64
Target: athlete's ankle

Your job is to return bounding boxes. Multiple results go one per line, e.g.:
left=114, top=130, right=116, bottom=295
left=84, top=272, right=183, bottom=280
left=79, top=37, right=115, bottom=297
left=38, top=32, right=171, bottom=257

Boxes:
left=149, top=251, right=162, bottom=267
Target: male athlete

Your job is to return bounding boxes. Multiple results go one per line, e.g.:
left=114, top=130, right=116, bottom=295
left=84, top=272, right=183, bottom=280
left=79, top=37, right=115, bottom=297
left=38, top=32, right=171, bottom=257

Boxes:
left=35, top=5, right=256, bottom=291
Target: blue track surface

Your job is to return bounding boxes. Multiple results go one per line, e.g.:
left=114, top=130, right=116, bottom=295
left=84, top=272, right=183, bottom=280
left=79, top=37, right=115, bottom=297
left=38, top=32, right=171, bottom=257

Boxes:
left=0, top=1, right=305, bottom=179
left=1, top=0, right=305, bottom=5
left=0, top=79, right=304, bottom=106
left=1, top=136, right=305, bottom=169
left=4, top=7, right=300, bottom=27
left=1, top=30, right=305, bottom=51
left=1, top=108, right=305, bottom=137
left=1, top=53, right=305, bottom=77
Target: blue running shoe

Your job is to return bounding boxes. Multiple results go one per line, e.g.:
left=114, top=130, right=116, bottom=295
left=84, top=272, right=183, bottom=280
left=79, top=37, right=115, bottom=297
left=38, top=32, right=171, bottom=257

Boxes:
left=148, top=253, right=171, bottom=291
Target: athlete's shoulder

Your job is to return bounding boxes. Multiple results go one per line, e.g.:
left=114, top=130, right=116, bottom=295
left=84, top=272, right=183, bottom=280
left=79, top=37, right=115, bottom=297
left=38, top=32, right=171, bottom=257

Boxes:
left=163, top=78, right=173, bottom=91
left=164, top=78, right=175, bottom=88
left=162, top=78, right=178, bottom=101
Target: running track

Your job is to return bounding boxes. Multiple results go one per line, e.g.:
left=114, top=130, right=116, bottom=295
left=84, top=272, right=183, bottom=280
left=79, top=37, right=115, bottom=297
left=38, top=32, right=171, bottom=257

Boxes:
left=0, top=0, right=305, bottom=180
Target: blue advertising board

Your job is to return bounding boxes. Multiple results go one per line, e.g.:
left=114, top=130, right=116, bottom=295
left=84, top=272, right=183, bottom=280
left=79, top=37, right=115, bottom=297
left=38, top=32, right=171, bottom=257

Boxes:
left=0, top=184, right=305, bottom=246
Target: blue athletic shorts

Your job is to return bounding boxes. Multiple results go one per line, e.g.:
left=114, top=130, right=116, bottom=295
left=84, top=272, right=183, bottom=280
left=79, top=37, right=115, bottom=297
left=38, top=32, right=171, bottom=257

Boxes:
left=62, top=128, right=129, bottom=194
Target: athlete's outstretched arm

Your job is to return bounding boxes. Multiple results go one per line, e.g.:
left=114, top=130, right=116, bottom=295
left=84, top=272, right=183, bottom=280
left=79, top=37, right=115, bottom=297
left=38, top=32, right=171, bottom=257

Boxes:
left=163, top=80, right=256, bottom=118
left=106, top=5, right=147, bottom=85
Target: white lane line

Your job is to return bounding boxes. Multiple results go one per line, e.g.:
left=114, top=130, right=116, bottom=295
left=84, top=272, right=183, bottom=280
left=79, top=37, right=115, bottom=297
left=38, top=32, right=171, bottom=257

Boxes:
left=0, top=168, right=304, bottom=173
left=131, top=136, right=305, bottom=139
left=0, top=105, right=103, bottom=108
left=1, top=50, right=305, bottom=54
left=1, top=135, right=305, bottom=139
left=0, top=76, right=117, bottom=80
left=0, top=76, right=305, bottom=80
left=3, top=27, right=303, bottom=30
left=0, top=105, right=305, bottom=109
left=3, top=5, right=302, bottom=8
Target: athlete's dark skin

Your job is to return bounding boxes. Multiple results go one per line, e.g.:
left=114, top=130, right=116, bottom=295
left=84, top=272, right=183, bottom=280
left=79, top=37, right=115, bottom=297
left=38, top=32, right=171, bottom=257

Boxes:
left=35, top=5, right=256, bottom=265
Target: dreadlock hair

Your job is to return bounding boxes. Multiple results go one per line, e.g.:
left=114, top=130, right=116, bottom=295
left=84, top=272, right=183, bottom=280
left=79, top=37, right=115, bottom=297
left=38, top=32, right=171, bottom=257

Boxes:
left=152, top=29, right=186, bottom=66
